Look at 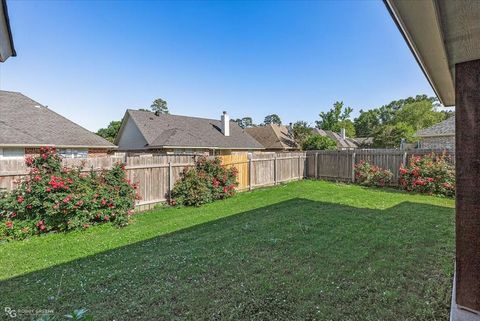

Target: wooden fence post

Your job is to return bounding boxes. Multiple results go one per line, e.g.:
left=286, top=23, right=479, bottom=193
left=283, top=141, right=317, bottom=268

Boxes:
left=249, top=157, right=253, bottom=191
left=274, top=156, right=278, bottom=185
left=168, top=161, right=173, bottom=201
left=298, top=155, right=301, bottom=179
left=336, top=150, right=340, bottom=179
left=351, top=152, right=356, bottom=183
left=314, top=152, right=318, bottom=179
left=402, top=151, right=407, bottom=166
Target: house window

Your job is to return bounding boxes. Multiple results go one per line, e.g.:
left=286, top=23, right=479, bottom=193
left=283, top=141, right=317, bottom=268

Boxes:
left=58, top=149, right=88, bottom=159
left=0, top=147, right=25, bottom=159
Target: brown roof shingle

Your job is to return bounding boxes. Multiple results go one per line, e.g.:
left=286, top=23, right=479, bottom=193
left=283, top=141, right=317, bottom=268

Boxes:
left=312, top=128, right=358, bottom=149
left=124, top=109, right=264, bottom=150
left=0, top=90, right=115, bottom=148
left=416, top=116, right=455, bottom=137
left=245, top=124, right=298, bottom=150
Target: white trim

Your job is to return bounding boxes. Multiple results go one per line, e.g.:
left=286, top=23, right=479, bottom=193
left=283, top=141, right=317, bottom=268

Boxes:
left=384, top=0, right=455, bottom=106
left=153, top=145, right=264, bottom=150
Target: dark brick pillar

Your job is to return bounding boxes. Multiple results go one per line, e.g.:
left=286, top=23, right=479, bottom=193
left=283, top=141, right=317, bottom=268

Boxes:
left=456, top=59, right=480, bottom=312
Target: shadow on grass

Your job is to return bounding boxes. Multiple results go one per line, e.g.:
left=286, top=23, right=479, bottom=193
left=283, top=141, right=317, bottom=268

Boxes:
left=0, top=198, right=454, bottom=321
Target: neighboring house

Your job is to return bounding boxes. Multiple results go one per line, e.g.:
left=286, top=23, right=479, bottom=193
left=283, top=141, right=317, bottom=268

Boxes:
left=0, top=0, right=16, bottom=62
left=353, top=137, right=374, bottom=148
left=312, top=128, right=358, bottom=150
left=115, top=110, right=264, bottom=155
left=415, top=116, right=455, bottom=150
left=245, top=124, right=298, bottom=152
left=0, top=90, right=116, bottom=158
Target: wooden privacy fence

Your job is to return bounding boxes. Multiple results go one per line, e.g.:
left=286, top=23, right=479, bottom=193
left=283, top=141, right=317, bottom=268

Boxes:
left=306, top=149, right=455, bottom=185
left=218, top=154, right=249, bottom=190
left=0, top=149, right=452, bottom=208
left=217, top=153, right=306, bottom=190
left=249, top=153, right=306, bottom=189
left=0, top=152, right=306, bottom=209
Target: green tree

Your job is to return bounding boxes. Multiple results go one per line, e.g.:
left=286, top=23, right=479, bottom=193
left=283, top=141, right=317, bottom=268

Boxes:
left=234, top=117, right=254, bottom=129
left=263, top=114, right=281, bottom=125
left=378, top=95, right=438, bottom=125
left=292, top=121, right=312, bottom=147
left=96, top=120, right=122, bottom=143
left=315, top=101, right=355, bottom=137
left=150, top=98, right=169, bottom=115
left=354, top=109, right=380, bottom=137
left=373, top=122, right=415, bottom=148
left=356, top=95, right=445, bottom=145
left=394, top=100, right=447, bottom=130
left=302, top=135, right=337, bottom=151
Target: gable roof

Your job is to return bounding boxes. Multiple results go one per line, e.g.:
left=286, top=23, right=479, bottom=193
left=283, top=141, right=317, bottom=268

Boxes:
left=353, top=137, right=374, bottom=146
left=117, top=109, right=264, bottom=150
left=416, top=116, right=455, bottom=138
left=0, top=90, right=115, bottom=148
left=312, top=128, right=358, bottom=149
left=0, top=0, right=16, bottom=62
left=245, top=124, right=298, bottom=150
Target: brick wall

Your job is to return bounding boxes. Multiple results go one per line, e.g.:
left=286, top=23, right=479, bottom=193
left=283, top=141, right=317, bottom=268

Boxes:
left=24, top=147, right=40, bottom=155
left=24, top=147, right=110, bottom=158
left=87, top=148, right=109, bottom=158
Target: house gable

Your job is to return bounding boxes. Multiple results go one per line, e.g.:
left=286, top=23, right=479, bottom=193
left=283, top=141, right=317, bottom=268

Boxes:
left=116, top=114, right=148, bottom=150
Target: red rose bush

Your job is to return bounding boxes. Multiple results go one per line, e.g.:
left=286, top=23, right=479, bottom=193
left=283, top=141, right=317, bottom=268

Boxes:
left=354, top=160, right=393, bottom=187
left=0, top=147, right=138, bottom=240
left=399, top=153, right=455, bottom=197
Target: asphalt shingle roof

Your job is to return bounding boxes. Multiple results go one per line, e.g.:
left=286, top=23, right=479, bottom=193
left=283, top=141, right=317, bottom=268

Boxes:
left=312, top=128, right=358, bottom=149
left=245, top=124, right=298, bottom=150
left=125, top=109, right=264, bottom=149
left=0, top=90, right=115, bottom=148
left=416, top=116, right=455, bottom=137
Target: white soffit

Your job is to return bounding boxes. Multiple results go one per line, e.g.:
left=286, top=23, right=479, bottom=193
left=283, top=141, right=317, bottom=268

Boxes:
left=385, top=0, right=480, bottom=107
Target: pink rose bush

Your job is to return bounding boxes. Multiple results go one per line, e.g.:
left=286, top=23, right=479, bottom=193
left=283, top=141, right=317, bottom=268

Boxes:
left=0, top=147, right=139, bottom=240
left=354, top=161, right=393, bottom=187
left=399, top=153, right=455, bottom=197
left=171, top=156, right=238, bottom=206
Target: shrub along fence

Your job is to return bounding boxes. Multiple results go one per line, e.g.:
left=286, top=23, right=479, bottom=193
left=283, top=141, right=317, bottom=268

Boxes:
left=305, top=149, right=455, bottom=185
left=0, top=152, right=307, bottom=210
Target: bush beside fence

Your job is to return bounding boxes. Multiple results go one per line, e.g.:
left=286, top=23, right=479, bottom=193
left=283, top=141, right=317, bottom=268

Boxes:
left=0, top=152, right=307, bottom=210
left=305, top=149, right=454, bottom=186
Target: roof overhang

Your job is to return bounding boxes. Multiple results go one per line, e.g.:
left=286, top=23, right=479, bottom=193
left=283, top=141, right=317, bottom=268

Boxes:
left=384, top=0, right=480, bottom=107
left=0, top=144, right=117, bottom=149
left=415, top=133, right=455, bottom=138
left=151, top=145, right=264, bottom=150
left=0, top=0, right=16, bottom=62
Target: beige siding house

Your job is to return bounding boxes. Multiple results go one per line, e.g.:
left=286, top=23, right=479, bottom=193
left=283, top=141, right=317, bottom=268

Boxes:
left=115, top=110, right=264, bottom=155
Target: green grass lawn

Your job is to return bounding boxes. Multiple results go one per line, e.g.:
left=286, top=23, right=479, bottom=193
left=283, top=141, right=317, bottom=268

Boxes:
left=0, top=180, right=454, bottom=321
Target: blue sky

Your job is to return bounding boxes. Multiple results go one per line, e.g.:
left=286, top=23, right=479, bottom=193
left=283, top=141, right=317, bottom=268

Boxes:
left=0, top=0, right=434, bottom=132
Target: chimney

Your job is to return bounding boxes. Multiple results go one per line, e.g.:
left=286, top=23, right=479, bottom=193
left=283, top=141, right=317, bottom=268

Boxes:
left=221, top=111, right=230, bottom=136
left=288, top=122, right=293, bottom=135
left=340, top=128, right=346, bottom=140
